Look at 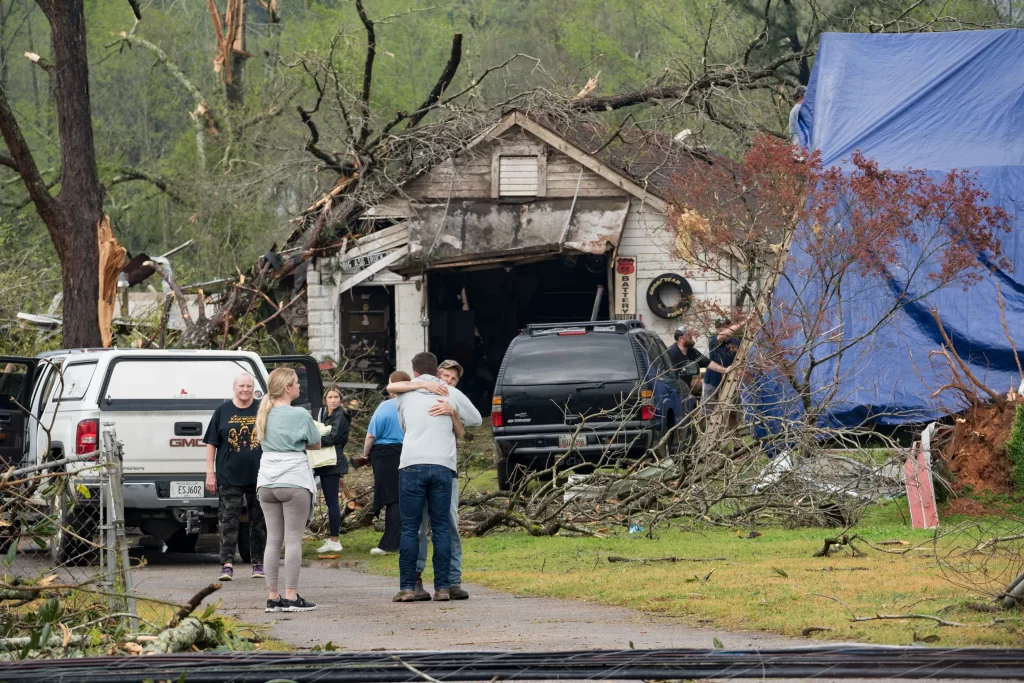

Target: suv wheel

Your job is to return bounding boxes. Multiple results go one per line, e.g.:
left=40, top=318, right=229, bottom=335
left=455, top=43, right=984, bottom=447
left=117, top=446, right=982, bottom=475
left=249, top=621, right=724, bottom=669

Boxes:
left=49, top=487, right=100, bottom=566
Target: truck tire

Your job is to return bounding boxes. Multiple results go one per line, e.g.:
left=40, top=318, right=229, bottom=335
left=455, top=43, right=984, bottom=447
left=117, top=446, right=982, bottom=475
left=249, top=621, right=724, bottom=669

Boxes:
left=237, top=522, right=252, bottom=563
left=50, top=488, right=100, bottom=566
left=646, top=273, right=693, bottom=319
left=165, top=528, right=199, bottom=553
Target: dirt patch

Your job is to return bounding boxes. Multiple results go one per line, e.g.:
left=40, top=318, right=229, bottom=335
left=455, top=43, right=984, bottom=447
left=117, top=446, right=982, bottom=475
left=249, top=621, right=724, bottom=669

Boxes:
left=939, top=403, right=1016, bottom=494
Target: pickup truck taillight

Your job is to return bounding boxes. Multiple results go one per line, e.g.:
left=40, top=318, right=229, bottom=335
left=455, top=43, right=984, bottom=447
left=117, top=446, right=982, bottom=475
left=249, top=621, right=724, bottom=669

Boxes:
left=491, top=395, right=503, bottom=427
left=640, top=389, right=655, bottom=421
left=76, top=419, right=99, bottom=459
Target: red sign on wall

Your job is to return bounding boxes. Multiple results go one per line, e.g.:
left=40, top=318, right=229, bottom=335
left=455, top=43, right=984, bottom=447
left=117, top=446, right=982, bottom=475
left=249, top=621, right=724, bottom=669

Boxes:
left=614, top=257, right=637, bottom=317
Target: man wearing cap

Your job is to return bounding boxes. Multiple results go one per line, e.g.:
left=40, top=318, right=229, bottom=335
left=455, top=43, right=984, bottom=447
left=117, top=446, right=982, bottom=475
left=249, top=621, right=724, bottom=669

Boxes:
left=666, top=326, right=710, bottom=392
left=387, top=359, right=473, bottom=600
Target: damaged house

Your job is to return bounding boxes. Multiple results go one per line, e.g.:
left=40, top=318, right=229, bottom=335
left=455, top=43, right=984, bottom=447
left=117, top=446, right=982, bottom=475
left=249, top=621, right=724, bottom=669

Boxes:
left=307, top=110, right=739, bottom=407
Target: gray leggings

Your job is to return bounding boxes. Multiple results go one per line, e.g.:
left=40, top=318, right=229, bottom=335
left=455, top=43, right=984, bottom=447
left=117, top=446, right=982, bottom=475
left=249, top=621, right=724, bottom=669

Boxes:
left=258, top=487, right=311, bottom=592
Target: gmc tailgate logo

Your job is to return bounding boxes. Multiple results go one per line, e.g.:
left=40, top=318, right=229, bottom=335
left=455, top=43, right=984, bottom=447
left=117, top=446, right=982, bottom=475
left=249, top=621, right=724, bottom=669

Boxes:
left=169, top=438, right=204, bottom=448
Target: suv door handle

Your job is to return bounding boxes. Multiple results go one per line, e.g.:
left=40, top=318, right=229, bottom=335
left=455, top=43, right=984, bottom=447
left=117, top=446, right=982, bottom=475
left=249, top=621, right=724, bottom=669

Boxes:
left=174, top=422, right=203, bottom=436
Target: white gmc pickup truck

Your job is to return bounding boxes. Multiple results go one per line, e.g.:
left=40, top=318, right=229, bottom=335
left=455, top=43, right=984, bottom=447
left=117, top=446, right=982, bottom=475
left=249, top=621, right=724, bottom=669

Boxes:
left=0, top=349, right=322, bottom=564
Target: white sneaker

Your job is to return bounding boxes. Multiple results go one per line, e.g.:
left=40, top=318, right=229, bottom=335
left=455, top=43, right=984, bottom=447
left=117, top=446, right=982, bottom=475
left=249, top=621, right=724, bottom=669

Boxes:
left=317, top=539, right=342, bottom=553
left=369, top=547, right=392, bottom=556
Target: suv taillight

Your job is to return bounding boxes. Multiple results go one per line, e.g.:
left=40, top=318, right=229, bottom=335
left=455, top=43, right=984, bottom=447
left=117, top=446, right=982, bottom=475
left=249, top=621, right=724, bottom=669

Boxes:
left=491, top=395, right=503, bottom=427
left=76, top=419, right=99, bottom=459
left=640, top=389, right=655, bottom=421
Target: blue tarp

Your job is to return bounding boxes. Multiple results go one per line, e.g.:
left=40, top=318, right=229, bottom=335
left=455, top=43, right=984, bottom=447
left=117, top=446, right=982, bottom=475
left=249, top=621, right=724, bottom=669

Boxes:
left=779, top=30, right=1024, bottom=427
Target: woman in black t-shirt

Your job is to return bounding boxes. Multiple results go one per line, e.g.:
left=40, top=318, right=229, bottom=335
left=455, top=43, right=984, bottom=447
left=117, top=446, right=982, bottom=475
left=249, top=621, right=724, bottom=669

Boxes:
left=203, top=374, right=266, bottom=582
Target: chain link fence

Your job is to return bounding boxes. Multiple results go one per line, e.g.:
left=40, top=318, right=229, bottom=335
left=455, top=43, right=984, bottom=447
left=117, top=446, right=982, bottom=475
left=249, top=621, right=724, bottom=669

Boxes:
left=2, top=423, right=136, bottom=627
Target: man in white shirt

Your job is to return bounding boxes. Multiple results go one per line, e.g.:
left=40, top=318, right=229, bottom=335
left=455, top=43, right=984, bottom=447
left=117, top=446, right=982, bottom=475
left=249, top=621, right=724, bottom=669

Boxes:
left=392, top=352, right=481, bottom=602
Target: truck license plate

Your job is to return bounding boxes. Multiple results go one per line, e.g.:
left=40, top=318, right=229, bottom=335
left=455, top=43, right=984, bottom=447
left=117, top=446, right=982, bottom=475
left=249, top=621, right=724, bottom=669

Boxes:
left=170, top=482, right=203, bottom=498
left=558, top=434, right=587, bottom=449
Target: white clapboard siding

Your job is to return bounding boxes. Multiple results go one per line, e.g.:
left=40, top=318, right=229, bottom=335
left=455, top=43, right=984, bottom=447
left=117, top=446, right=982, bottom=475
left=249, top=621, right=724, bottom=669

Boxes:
left=499, top=156, right=539, bottom=196
left=617, top=198, right=736, bottom=345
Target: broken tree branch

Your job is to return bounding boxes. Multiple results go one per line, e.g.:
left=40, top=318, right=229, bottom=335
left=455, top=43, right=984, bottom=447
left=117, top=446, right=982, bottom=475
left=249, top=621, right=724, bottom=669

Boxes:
left=108, top=167, right=188, bottom=205
left=406, top=33, right=462, bottom=129
left=930, top=308, right=1006, bottom=409
left=355, top=0, right=375, bottom=146
left=607, top=555, right=726, bottom=564
left=996, top=284, right=1024, bottom=384
left=113, top=31, right=215, bottom=172
left=850, top=613, right=965, bottom=627
left=228, top=287, right=306, bottom=350
left=0, top=81, right=57, bottom=225
left=144, top=260, right=195, bottom=333
left=142, top=616, right=219, bottom=654
left=168, top=582, right=221, bottom=628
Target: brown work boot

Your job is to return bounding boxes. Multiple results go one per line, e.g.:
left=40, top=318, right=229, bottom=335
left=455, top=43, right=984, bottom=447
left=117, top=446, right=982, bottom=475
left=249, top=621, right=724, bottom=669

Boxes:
left=433, top=588, right=450, bottom=601
left=393, top=590, right=417, bottom=602
left=449, top=584, right=469, bottom=600
left=413, top=578, right=432, bottom=601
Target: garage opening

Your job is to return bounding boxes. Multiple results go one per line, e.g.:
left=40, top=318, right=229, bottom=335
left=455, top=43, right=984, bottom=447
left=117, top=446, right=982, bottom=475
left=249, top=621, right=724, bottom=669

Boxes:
left=427, top=253, right=610, bottom=411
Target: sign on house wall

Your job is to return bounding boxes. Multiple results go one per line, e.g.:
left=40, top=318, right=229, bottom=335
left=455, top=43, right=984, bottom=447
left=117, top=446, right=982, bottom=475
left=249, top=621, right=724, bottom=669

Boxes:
left=613, top=256, right=637, bottom=318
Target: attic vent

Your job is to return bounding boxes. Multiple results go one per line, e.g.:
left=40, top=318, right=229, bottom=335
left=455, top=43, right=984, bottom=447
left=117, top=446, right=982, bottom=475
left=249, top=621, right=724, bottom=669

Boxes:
left=499, top=156, right=539, bottom=196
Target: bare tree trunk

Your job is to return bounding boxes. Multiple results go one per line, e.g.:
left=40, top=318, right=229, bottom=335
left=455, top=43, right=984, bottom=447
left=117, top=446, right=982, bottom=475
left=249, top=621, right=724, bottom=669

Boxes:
left=0, top=0, right=104, bottom=348
left=225, top=51, right=246, bottom=107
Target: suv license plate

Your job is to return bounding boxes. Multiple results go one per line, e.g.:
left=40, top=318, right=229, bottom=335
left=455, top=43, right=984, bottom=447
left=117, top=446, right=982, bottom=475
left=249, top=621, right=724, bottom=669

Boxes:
left=558, top=434, right=587, bottom=449
left=170, top=482, right=203, bottom=498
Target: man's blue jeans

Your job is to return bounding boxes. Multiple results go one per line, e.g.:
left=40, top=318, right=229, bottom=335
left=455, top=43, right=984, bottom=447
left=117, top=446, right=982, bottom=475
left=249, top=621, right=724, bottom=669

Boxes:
left=398, top=464, right=453, bottom=591
left=416, top=478, right=462, bottom=586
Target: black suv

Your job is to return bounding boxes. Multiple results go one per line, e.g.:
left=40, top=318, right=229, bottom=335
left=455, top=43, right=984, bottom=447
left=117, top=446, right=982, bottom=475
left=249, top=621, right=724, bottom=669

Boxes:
left=491, top=320, right=693, bottom=490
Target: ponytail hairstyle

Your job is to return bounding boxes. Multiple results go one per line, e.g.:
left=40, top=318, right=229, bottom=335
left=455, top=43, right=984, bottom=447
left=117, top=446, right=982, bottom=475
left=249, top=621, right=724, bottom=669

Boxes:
left=255, top=367, right=298, bottom=441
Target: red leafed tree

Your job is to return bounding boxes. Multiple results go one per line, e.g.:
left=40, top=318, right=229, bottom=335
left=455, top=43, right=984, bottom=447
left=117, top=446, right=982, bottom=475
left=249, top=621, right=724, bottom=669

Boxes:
left=668, top=135, right=1012, bottom=420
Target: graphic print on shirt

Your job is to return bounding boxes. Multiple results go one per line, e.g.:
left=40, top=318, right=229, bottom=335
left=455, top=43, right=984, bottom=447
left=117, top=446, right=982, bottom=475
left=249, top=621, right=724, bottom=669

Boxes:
left=226, top=414, right=260, bottom=453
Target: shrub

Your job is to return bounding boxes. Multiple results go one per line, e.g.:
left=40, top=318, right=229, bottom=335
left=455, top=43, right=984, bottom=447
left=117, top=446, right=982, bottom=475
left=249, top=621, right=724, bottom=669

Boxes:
left=1004, top=403, right=1024, bottom=493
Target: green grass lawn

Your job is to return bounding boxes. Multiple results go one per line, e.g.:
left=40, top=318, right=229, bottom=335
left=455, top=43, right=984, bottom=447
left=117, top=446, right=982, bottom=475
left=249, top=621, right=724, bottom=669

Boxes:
left=306, top=500, right=1024, bottom=648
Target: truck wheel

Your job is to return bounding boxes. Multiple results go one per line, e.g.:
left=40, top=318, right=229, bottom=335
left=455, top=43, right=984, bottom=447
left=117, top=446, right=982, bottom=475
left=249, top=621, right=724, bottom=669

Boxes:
left=237, top=522, right=251, bottom=563
left=165, top=528, right=199, bottom=554
left=50, top=488, right=100, bottom=566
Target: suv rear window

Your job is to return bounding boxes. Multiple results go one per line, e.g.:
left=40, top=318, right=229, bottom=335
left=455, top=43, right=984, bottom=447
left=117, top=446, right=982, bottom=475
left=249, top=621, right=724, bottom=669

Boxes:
left=103, top=358, right=262, bottom=401
left=502, top=333, right=640, bottom=385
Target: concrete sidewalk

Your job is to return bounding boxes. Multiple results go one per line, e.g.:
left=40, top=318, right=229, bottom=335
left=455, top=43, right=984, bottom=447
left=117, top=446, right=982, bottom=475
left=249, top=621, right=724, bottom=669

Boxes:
left=133, top=551, right=797, bottom=652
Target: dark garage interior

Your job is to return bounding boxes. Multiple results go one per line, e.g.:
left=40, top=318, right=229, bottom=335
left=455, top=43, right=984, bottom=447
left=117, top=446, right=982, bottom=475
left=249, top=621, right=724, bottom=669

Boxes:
left=427, top=253, right=610, bottom=411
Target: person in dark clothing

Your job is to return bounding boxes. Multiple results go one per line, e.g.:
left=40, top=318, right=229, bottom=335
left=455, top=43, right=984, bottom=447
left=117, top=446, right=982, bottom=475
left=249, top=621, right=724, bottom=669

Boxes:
left=703, top=317, right=744, bottom=411
left=360, top=371, right=409, bottom=554
left=666, top=326, right=710, bottom=390
left=314, top=384, right=350, bottom=554
left=204, top=373, right=266, bottom=581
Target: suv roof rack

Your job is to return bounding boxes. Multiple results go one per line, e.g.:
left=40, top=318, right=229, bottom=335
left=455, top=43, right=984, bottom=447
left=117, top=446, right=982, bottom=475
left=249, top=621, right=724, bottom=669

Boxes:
left=524, top=319, right=644, bottom=335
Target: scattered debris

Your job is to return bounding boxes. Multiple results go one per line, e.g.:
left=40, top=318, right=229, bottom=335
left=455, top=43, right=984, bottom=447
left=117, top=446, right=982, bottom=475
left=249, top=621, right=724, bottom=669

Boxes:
left=805, top=566, right=870, bottom=572
left=801, top=626, right=835, bottom=637
left=606, top=556, right=726, bottom=564
left=812, top=533, right=867, bottom=558
left=770, top=566, right=789, bottom=578
left=851, top=613, right=965, bottom=627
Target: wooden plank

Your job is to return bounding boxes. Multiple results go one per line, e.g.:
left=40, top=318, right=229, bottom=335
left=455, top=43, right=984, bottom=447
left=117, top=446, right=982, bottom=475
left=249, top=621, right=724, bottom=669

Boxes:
left=345, top=228, right=409, bottom=259
left=537, top=150, right=547, bottom=198
left=337, top=245, right=410, bottom=294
